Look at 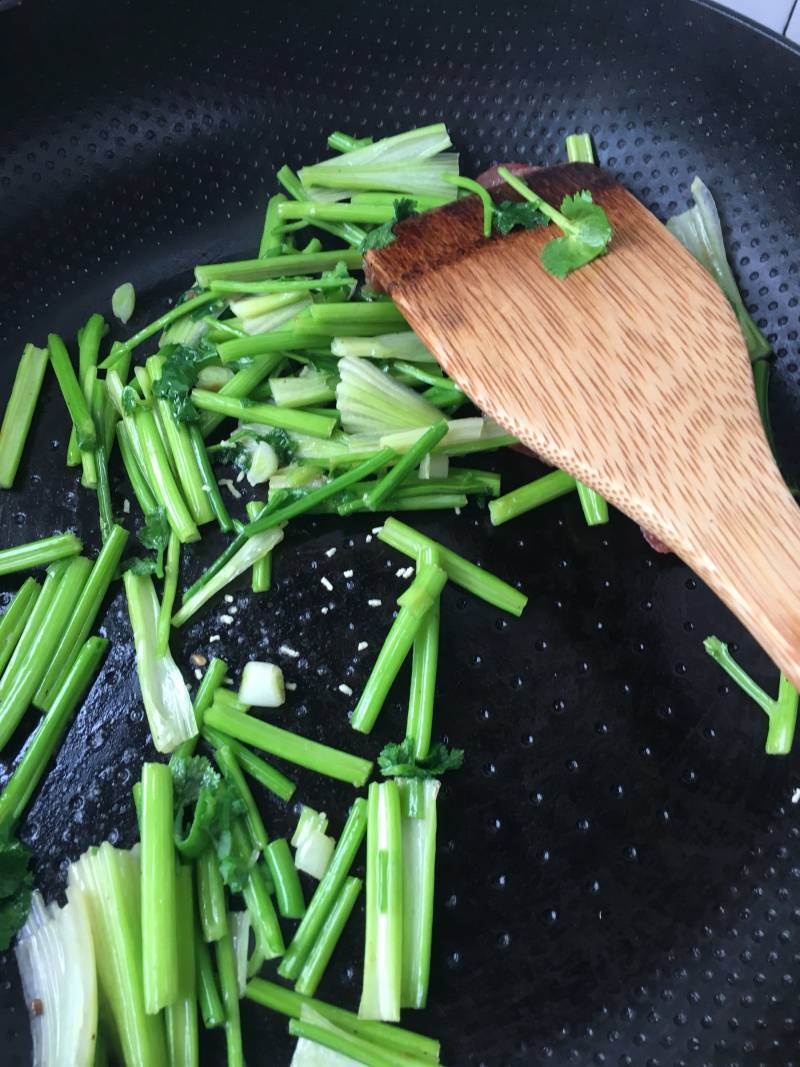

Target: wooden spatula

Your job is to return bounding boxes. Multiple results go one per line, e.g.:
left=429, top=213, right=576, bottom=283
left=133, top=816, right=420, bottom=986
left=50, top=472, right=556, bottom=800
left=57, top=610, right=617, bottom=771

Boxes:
left=366, top=162, right=800, bottom=690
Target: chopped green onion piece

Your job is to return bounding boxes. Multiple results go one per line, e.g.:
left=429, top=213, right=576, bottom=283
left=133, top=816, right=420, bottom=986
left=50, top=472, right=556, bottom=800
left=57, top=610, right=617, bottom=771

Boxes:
left=378, top=517, right=528, bottom=617
left=204, top=704, right=372, bottom=787
left=0, top=344, right=49, bottom=489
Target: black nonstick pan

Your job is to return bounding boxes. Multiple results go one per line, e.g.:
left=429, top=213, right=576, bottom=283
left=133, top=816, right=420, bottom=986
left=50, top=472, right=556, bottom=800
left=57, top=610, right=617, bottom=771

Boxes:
left=2, top=0, right=800, bottom=1063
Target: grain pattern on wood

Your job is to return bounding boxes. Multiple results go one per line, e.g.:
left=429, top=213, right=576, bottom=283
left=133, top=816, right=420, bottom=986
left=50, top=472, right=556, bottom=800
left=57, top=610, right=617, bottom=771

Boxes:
left=368, top=163, right=800, bottom=691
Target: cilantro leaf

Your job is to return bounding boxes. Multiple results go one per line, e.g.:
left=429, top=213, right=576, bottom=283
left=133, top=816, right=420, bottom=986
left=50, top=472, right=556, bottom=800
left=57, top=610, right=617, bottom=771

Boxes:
left=540, top=190, right=613, bottom=279
left=133, top=508, right=170, bottom=578
left=121, top=556, right=162, bottom=577
left=378, top=739, right=464, bottom=779
left=360, top=198, right=417, bottom=253
left=214, top=428, right=296, bottom=471
left=0, top=839, right=33, bottom=950
left=152, top=341, right=217, bottom=423
left=170, top=755, right=248, bottom=888
left=317, top=260, right=356, bottom=304
left=493, top=200, right=548, bottom=235
left=121, top=384, right=142, bottom=416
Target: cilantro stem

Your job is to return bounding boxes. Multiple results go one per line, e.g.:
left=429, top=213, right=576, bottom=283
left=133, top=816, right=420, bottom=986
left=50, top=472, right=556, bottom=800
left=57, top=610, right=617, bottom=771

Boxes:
left=190, top=389, right=337, bottom=439
left=195, top=248, right=363, bottom=289
left=188, top=425, right=233, bottom=532
left=204, top=703, right=372, bottom=787
left=0, top=578, right=39, bottom=676
left=47, top=334, right=98, bottom=451
left=156, top=532, right=180, bottom=657
left=165, top=863, right=198, bottom=1067
left=276, top=165, right=367, bottom=247
left=116, top=422, right=159, bottom=516
left=307, top=301, right=408, bottom=333
left=278, top=798, right=368, bottom=981
left=0, top=564, right=64, bottom=701
left=362, top=421, right=449, bottom=512
left=576, top=481, right=610, bottom=525
left=246, top=502, right=272, bottom=591
left=0, top=343, right=49, bottom=489
left=704, top=636, right=798, bottom=754
left=228, top=821, right=285, bottom=962
left=202, top=725, right=295, bottom=802
left=496, top=166, right=573, bottom=232
left=209, top=275, right=355, bottom=296
left=295, top=875, right=361, bottom=996
left=443, top=173, right=493, bottom=236
left=259, top=192, right=288, bottom=258
left=0, top=636, right=108, bottom=835
left=195, top=921, right=225, bottom=1028
left=34, top=524, right=128, bottom=710
left=489, top=469, right=576, bottom=526
left=76, top=314, right=106, bottom=480
left=0, top=556, right=92, bottom=751
left=278, top=201, right=396, bottom=225
left=378, top=517, right=528, bottom=616
left=0, top=531, right=82, bottom=576
left=217, top=327, right=332, bottom=364
left=134, top=405, right=200, bottom=543
left=360, top=780, right=403, bottom=1021
left=265, top=837, right=306, bottom=920
left=90, top=379, right=115, bottom=539
left=215, top=916, right=245, bottom=1067
left=350, top=565, right=447, bottom=735
left=171, top=656, right=228, bottom=761
left=97, top=292, right=220, bottom=368
left=327, top=131, right=373, bottom=152
left=245, top=977, right=440, bottom=1062
left=197, top=845, right=227, bottom=943
left=141, top=761, right=179, bottom=1013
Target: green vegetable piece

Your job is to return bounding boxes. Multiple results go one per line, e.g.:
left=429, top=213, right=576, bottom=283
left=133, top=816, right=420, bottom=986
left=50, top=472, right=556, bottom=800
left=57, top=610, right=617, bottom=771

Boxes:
left=0, top=839, right=33, bottom=950
left=493, top=199, right=548, bottom=235
left=112, top=281, right=136, bottom=324
left=360, top=198, right=418, bottom=253
left=0, top=344, right=49, bottom=489
left=378, top=738, right=463, bottom=778
left=48, top=334, right=97, bottom=451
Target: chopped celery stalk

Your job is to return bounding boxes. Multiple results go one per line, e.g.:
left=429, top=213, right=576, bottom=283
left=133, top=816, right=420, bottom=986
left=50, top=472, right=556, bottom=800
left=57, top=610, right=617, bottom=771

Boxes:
left=295, top=876, right=362, bottom=997
left=293, top=807, right=336, bottom=880
left=328, top=131, right=374, bottom=153
left=0, top=531, right=82, bottom=576
left=398, top=778, right=439, bottom=1009
left=140, top=762, right=179, bottom=1014
left=98, top=292, right=219, bottom=367
left=351, top=191, right=450, bottom=210
left=134, top=404, right=200, bottom=543
left=156, top=532, right=180, bottom=657
left=217, top=328, right=333, bottom=364
left=300, top=157, right=460, bottom=200
left=260, top=192, right=289, bottom=258
left=576, top=481, right=610, bottom=526
left=489, top=470, right=576, bottom=526
left=48, top=333, right=97, bottom=451
left=195, top=922, right=225, bottom=1029
left=235, top=293, right=312, bottom=336
left=0, top=636, right=108, bottom=836
left=216, top=918, right=245, bottom=1067
left=667, top=177, right=771, bottom=362
left=188, top=424, right=234, bottom=531
left=418, top=452, right=449, bottom=480
left=0, top=556, right=92, bottom=752
left=112, top=281, right=136, bottom=323
left=204, top=704, right=372, bottom=787
left=197, top=848, right=227, bottom=943
left=195, top=249, right=363, bottom=289
left=378, top=517, right=528, bottom=617
left=270, top=373, right=337, bottom=409
left=190, top=389, right=337, bottom=438
left=289, top=1011, right=433, bottom=1067
left=309, top=302, right=408, bottom=334
left=239, top=660, right=285, bottom=707
left=212, top=743, right=270, bottom=856
left=165, top=865, right=198, bottom=1067
left=566, top=131, right=595, bottom=162
left=377, top=416, right=513, bottom=456
left=230, top=910, right=264, bottom=997
left=206, top=686, right=249, bottom=715
left=202, top=724, right=296, bottom=802
left=172, top=656, right=228, bottom=761
left=406, top=551, right=440, bottom=760
left=246, top=502, right=273, bottom=591
left=266, top=838, right=306, bottom=920
left=363, top=421, right=448, bottom=510
left=0, top=578, right=40, bottom=677
left=172, top=527, right=284, bottom=627
left=0, top=565, right=64, bottom=703
left=704, top=636, right=798, bottom=754
left=200, top=351, right=285, bottom=437
left=336, top=356, right=441, bottom=435
left=279, top=799, right=368, bottom=981
left=34, top=524, right=127, bottom=710
left=276, top=165, right=368, bottom=245
left=116, top=421, right=159, bottom=517
left=16, top=888, right=98, bottom=1067
left=211, top=275, right=355, bottom=296
left=290, top=1036, right=362, bottom=1066
left=278, top=201, right=396, bottom=225
left=231, top=819, right=285, bottom=960
left=310, top=124, right=452, bottom=170
left=0, top=344, right=49, bottom=489
left=359, top=781, right=403, bottom=1021
left=350, top=564, right=447, bottom=735
left=123, top=572, right=197, bottom=752
left=331, top=333, right=435, bottom=363
left=69, top=844, right=168, bottom=1066
left=246, top=977, right=440, bottom=1062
